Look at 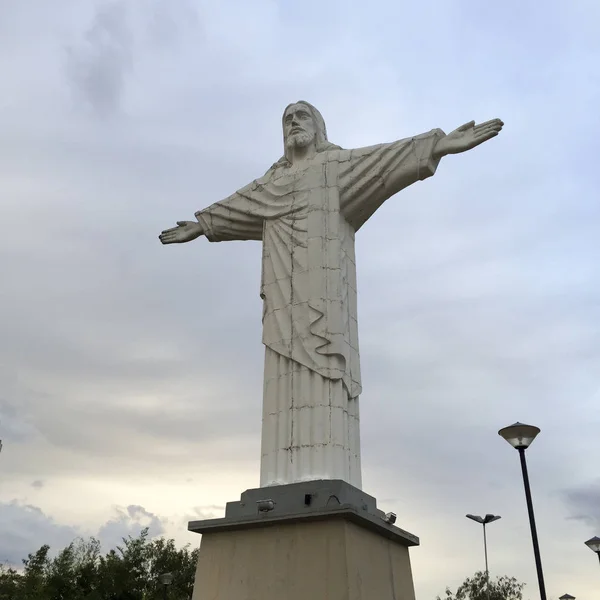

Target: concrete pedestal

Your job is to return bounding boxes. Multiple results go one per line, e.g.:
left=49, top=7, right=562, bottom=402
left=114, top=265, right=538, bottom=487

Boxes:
left=188, top=480, right=418, bottom=600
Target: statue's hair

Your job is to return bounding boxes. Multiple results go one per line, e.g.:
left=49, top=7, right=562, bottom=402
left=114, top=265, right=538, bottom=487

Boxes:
left=270, top=101, right=341, bottom=170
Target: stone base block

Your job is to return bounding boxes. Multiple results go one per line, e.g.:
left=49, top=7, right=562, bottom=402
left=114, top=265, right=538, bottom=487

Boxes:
left=188, top=480, right=417, bottom=600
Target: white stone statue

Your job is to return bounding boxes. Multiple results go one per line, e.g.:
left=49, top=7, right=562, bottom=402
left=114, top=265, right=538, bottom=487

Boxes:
left=160, top=102, right=503, bottom=489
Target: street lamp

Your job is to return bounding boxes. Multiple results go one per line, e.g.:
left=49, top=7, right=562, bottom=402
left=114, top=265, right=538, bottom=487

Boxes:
left=585, top=536, right=600, bottom=566
left=558, top=595, right=575, bottom=600
left=159, top=572, right=174, bottom=600
left=466, top=514, right=501, bottom=575
left=498, top=422, right=547, bottom=600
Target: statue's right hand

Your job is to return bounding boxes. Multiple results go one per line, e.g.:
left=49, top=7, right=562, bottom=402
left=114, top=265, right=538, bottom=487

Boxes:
left=159, top=221, right=203, bottom=244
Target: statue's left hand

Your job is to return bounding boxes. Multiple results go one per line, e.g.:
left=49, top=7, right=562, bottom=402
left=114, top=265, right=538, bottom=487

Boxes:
left=434, top=118, right=503, bottom=158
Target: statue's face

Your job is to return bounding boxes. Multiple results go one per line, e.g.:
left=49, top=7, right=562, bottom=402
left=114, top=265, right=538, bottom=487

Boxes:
left=284, top=103, right=317, bottom=150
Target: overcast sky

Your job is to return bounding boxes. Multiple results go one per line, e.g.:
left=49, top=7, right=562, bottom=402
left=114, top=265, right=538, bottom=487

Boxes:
left=1, top=0, right=599, bottom=597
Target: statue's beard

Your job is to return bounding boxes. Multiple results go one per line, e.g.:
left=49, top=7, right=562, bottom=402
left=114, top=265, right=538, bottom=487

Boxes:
left=286, top=131, right=314, bottom=150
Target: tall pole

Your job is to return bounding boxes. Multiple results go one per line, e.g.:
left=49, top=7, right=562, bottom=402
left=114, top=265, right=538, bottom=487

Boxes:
left=163, top=584, right=167, bottom=600
left=466, top=514, right=500, bottom=580
left=483, top=523, right=491, bottom=600
left=518, top=447, right=547, bottom=600
left=483, top=522, right=489, bottom=575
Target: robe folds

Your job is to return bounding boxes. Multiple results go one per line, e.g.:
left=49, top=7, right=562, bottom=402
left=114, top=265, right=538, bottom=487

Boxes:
left=195, top=130, right=444, bottom=486
left=196, top=130, right=444, bottom=398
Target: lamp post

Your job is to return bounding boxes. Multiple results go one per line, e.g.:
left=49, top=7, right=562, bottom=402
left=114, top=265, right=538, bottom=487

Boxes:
left=585, top=536, right=600, bottom=567
left=466, top=514, right=501, bottom=575
left=159, top=572, right=174, bottom=600
left=498, top=422, right=547, bottom=600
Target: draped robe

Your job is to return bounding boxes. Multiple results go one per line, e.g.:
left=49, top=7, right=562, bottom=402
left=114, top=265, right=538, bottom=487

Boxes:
left=195, top=129, right=444, bottom=487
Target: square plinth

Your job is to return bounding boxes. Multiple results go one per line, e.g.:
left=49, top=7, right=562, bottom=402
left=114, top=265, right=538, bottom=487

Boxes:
left=188, top=480, right=418, bottom=600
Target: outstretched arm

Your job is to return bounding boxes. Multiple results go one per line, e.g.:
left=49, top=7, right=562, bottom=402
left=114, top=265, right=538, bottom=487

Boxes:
left=338, top=129, right=445, bottom=231
left=338, top=118, right=503, bottom=232
left=432, top=118, right=503, bottom=159
left=158, top=176, right=273, bottom=245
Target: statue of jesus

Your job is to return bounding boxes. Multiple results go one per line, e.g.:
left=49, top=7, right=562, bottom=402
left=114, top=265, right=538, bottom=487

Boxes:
left=159, top=102, right=503, bottom=489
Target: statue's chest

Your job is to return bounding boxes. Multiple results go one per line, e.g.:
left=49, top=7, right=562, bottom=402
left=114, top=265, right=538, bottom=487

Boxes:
left=272, top=163, right=327, bottom=193
left=271, top=164, right=335, bottom=219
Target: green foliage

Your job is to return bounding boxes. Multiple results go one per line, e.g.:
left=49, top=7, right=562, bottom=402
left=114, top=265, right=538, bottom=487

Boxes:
left=0, top=529, right=199, bottom=600
left=0, top=564, right=21, bottom=600
left=437, top=571, right=525, bottom=600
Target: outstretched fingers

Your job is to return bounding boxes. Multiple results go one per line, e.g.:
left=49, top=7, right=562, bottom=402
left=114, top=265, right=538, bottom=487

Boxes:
left=478, top=131, right=499, bottom=142
left=474, top=127, right=501, bottom=140
left=474, top=118, right=503, bottom=131
left=474, top=119, right=503, bottom=139
left=476, top=118, right=503, bottom=129
left=159, top=229, right=180, bottom=244
left=474, top=121, right=503, bottom=133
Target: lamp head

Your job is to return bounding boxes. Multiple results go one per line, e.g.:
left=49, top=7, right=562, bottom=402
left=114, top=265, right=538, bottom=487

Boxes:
left=483, top=514, right=501, bottom=524
left=498, top=422, right=540, bottom=450
left=585, top=536, right=600, bottom=554
left=466, top=514, right=484, bottom=524
left=159, top=573, right=174, bottom=586
left=466, top=514, right=501, bottom=524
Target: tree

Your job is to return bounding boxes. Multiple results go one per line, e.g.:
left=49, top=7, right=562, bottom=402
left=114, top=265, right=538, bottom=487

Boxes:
left=21, top=545, right=50, bottom=600
left=437, top=571, right=525, bottom=600
left=0, top=529, right=199, bottom=600
left=0, top=564, right=21, bottom=600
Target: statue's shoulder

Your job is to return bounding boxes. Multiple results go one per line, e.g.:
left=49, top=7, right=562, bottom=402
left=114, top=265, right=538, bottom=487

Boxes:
left=320, top=144, right=350, bottom=163
left=329, top=144, right=381, bottom=164
left=252, top=162, right=281, bottom=186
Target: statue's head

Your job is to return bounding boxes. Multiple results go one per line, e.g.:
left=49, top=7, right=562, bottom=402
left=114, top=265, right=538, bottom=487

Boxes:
left=280, top=101, right=338, bottom=164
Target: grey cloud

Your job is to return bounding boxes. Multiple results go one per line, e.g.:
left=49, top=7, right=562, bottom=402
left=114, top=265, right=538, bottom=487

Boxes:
left=0, top=373, right=261, bottom=481
left=0, top=502, right=168, bottom=566
left=65, top=1, right=132, bottom=117
left=97, top=504, right=166, bottom=551
left=31, top=480, right=45, bottom=489
left=0, top=394, right=40, bottom=445
left=62, top=0, right=203, bottom=118
left=143, top=0, right=200, bottom=49
left=563, top=481, right=600, bottom=530
left=0, top=501, right=80, bottom=565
